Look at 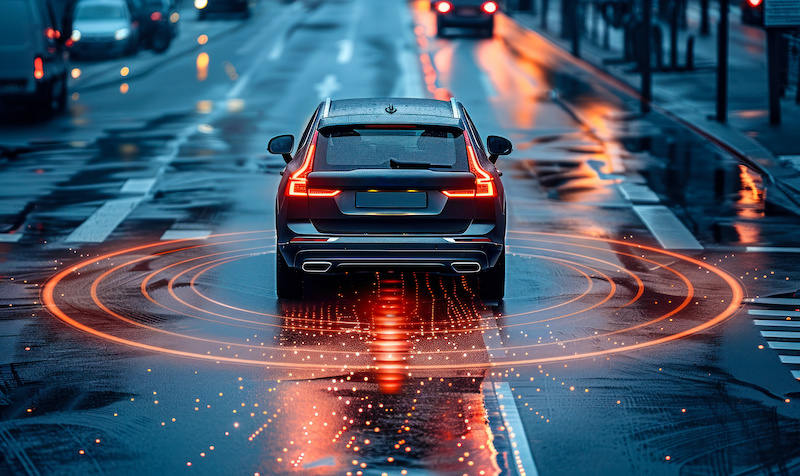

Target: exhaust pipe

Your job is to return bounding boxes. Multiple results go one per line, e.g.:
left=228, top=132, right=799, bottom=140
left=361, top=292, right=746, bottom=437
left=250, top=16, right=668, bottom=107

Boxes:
left=452, top=262, right=481, bottom=274
left=302, top=261, right=332, bottom=273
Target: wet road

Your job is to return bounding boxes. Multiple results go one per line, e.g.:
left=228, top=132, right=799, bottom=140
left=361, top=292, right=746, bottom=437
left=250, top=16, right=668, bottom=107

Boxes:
left=3, top=0, right=800, bottom=474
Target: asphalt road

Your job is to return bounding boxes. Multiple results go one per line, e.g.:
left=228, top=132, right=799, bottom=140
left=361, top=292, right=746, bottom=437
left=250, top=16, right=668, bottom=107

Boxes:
left=3, top=1, right=800, bottom=475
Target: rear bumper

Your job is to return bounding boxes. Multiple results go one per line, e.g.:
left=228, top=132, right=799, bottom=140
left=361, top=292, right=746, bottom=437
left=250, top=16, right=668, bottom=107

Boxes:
left=437, top=13, right=494, bottom=28
left=280, top=235, right=503, bottom=275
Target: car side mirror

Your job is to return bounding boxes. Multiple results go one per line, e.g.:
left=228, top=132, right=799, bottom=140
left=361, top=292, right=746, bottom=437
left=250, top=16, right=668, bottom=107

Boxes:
left=486, top=135, right=512, bottom=164
left=268, top=134, right=294, bottom=164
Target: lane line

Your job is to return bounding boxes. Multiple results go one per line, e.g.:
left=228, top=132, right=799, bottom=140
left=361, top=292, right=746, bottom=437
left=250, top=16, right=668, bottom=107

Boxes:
left=747, top=247, right=800, bottom=253
left=394, top=0, right=426, bottom=98
left=768, top=342, right=800, bottom=350
left=65, top=198, right=142, bottom=243
left=479, top=72, right=497, bottom=98
left=160, top=229, right=212, bottom=241
left=745, top=298, right=800, bottom=305
left=337, top=39, right=354, bottom=64
left=749, top=309, right=800, bottom=317
left=493, top=382, right=539, bottom=476
left=0, top=234, right=23, bottom=242
left=633, top=205, right=703, bottom=250
left=120, top=178, right=156, bottom=194
left=779, top=355, right=800, bottom=364
left=761, top=331, right=800, bottom=339
left=754, top=320, right=800, bottom=327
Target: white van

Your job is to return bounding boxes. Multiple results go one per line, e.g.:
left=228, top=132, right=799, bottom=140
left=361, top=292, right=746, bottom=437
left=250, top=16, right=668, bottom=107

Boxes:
left=0, top=0, right=70, bottom=116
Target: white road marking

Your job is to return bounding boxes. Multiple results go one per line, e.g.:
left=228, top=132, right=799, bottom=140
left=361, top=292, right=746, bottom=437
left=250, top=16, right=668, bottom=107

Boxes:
left=0, top=234, right=23, bottom=242
left=747, top=247, right=800, bottom=253
left=761, top=331, right=800, bottom=338
left=779, top=355, right=800, bottom=364
left=769, top=342, right=800, bottom=350
left=160, top=229, right=211, bottom=241
left=618, top=182, right=660, bottom=204
left=749, top=309, right=800, bottom=317
left=744, top=298, right=800, bottom=305
left=633, top=205, right=703, bottom=250
left=754, top=319, right=800, bottom=327
left=65, top=198, right=142, bottom=243
left=120, top=178, right=156, bottom=194
left=314, top=74, right=341, bottom=100
left=493, top=382, right=539, bottom=476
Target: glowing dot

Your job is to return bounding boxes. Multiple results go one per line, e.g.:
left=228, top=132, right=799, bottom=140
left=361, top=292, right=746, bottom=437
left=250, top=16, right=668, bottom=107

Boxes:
left=71, top=68, right=81, bottom=79
left=198, top=34, right=208, bottom=45
left=120, top=66, right=129, bottom=76
left=758, top=345, right=764, bottom=349
left=120, top=83, right=129, bottom=94
left=665, top=456, right=671, bottom=461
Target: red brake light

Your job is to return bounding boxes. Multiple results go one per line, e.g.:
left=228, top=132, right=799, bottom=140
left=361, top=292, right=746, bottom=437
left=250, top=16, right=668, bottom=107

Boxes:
left=45, top=28, right=60, bottom=39
left=436, top=1, right=452, bottom=13
left=443, top=137, right=496, bottom=197
left=286, top=132, right=340, bottom=198
left=747, top=0, right=762, bottom=5
left=33, top=57, right=44, bottom=80
left=150, top=11, right=162, bottom=21
left=482, top=1, right=498, bottom=13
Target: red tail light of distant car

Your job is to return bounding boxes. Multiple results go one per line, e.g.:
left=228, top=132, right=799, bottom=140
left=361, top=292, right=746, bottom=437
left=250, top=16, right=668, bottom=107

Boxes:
left=436, top=1, right=452, bottom=13
left=482, top=1, right=498, bottom=13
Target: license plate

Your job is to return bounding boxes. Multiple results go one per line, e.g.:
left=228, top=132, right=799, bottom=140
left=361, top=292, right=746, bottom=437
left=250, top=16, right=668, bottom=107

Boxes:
left=355, top=192, right=427, bottom=208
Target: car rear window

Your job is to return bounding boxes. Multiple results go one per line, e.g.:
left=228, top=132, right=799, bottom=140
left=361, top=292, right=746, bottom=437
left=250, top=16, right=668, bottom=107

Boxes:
left=313, top=126, right=468, bottom=172
left=0, top=0, right=31, bottom=46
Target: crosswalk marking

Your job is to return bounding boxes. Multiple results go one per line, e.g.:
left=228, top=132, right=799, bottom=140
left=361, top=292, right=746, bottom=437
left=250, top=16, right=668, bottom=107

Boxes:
left=749, top=309, right=800, bottom=317
left=633, top=205, right=703, bottom=250
left=65, top=198, right=142, bottom=243
left=160, top=229, right=211, bottom=241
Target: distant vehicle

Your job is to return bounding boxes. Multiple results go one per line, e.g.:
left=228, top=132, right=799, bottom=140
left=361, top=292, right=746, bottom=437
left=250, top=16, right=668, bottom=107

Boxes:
left=127, top=0, right=178, bottom=52
left=432, top=0, right=500, bottom=38
left=194, top=0, right=251, bottom=20
left=0, top=0, right=70, bottom=116
left=69, top=0, right=139, bottom=58
left=740, top=0, right=764, bottom=26
left=268, top=97, right=512, bottom=301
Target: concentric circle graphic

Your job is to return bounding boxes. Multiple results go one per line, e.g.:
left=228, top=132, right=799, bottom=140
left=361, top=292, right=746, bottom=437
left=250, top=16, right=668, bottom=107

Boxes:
left=43, top=230, right=744, bottom=374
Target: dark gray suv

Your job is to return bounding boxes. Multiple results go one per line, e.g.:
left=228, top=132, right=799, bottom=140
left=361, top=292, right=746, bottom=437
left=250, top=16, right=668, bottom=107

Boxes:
left=268, top=97, right=512, bottom=301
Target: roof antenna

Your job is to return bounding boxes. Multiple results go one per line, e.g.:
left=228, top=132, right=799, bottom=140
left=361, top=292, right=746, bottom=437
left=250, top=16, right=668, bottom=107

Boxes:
left=385, top=104, right=397, bottom=114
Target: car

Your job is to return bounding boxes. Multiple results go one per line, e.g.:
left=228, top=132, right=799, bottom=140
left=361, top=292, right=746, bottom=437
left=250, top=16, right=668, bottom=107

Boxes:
left=432, top=0, right=500, bottom=38
left=126, top=0, right=178, bottom=52
left=268, top=97, right=512, bottom=301
left=194, top=0, right=251, bottom=20
left=0, top=0, right=70, bottom=116
left=68, top=0, right=139, bottom=58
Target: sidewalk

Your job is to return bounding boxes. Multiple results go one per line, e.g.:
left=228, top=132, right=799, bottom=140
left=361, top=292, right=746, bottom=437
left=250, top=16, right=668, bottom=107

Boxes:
left=503, top=3, right=800, bottom=214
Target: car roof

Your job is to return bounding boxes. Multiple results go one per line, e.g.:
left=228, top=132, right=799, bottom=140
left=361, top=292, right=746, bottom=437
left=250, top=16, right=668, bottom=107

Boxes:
left=318, top=97, right=463, bottom=129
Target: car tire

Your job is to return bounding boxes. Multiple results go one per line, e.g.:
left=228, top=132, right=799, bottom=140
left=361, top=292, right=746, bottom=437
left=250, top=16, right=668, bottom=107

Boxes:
left=276, top=250, right=303, bottom=299
left=478, top=249, right=505, bottom=301
left=150, top=26, right=171, bottom=53
left=55, top=73, right=68, bottom=113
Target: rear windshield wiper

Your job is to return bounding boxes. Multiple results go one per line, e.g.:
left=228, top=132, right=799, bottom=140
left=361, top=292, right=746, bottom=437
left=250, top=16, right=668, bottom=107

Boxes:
left=390, top=159, right=451, bottom=169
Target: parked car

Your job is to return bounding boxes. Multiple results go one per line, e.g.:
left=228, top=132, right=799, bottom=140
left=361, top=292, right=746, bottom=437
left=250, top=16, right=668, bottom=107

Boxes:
left=0, top=0, right=70, bottom=116
left=268, top=97, right=512, bottom=301
left=69, top=0, right=139, bottom=58
left=194, top=0, right=251, bottom=20
left=432, top=0, right=500, bottom=38
left=126, top=0, right=178, bottom=52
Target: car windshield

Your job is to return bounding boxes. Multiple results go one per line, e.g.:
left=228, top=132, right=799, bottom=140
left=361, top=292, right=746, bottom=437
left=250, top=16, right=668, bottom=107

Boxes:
left=76, top=3, right=127, bottom=20
left=313, top=126, right=468, bottom=171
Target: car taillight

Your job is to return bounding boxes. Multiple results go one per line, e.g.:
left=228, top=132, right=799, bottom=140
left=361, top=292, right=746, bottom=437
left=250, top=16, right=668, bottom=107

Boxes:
left=436, top=1, right=452, bottom=13
left=482, top=1, right=498, bottom=13
left=33, top=57, right=44, bottom=80
left=45, top=28, right=60, bottom=39
left=443, top=137, right=496, bottom=197
left=747, top=0, right=762, bottom=5
left=286, top=132, right=340, bottom=197
left=150, top=11, right=162, bottom=21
